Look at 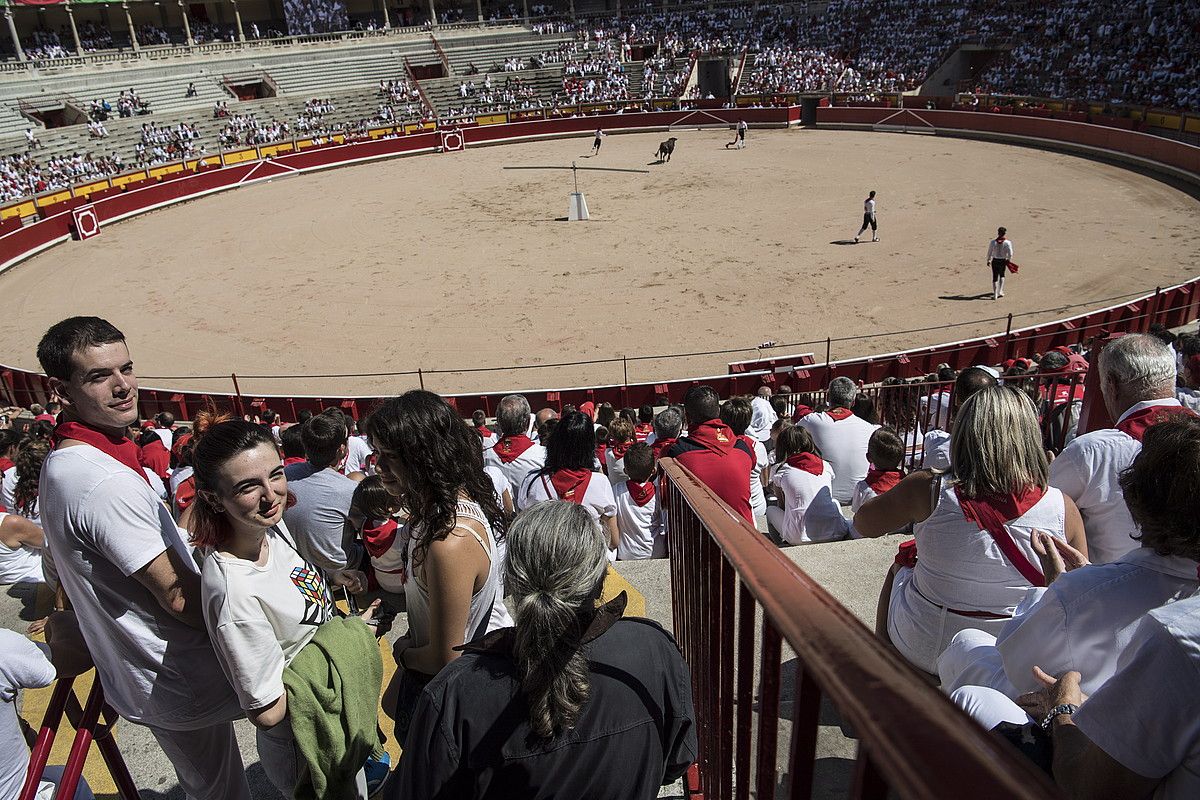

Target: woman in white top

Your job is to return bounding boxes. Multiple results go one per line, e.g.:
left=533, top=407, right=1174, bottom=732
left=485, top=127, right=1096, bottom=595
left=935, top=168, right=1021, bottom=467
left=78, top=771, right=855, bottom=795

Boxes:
left=766, top=425, right=849, bottom=545
left=517, top=411, right=620, bottom=553
left=364, top=390, right=512, bottom=740
left=854, top=385, right=1088, bottom=674
left=190, top=417, right=374, bottom=799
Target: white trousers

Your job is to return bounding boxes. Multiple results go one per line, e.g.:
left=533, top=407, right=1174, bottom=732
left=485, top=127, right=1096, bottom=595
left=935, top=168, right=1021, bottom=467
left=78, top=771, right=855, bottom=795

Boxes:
left=149, top=721, right=251, bottom=800
left=949, top=685, right=1033, bottom=731
left=936, top=628, right=1017, bottom=696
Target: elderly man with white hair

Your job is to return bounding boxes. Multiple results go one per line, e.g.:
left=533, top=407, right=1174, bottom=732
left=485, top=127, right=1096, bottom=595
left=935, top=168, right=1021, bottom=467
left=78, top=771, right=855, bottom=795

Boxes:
left=1049, top=334, right=1196, bottom=564
left=798, top=377, right=879, bottom=504
left=485, top=394, right=547, bottom=495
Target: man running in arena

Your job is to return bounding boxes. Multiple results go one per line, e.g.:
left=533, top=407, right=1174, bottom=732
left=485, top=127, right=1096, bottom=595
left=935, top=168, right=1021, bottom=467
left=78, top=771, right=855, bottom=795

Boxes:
left=36, top=316, right=250, bottom=800
left=592, top=128, right=606, bottom=155
left=855, top=190, right=878, bottom=243
left=986, top=226, right=1013, bottom=300
left=725, top=119, right=748, bottom=149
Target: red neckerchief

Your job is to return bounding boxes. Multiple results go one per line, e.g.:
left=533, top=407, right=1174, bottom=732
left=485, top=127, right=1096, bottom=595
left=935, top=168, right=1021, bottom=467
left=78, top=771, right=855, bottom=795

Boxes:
left=0, top=457, right=12, bottom=472
left=493, top=434, right=535, bottom=464
left=792, top=405, right=813, bottom=421
left=175, top=475, right=196, bottom=510
left=283, top=456, right=306, bottom=466
left=685, top=419, right=735, bottom=455
left=476, top=425, right=492, bottom=438
left=362, top=518, right=400, bottom=559
left=1116, top=404, right=1197, bottom=442
left=595, top=443, right=608, bottom=469
left=610, top=439, right=633, bottom=459
left=826, top=408, right=854, bottom=421
left=738, top=435, right=758, bottom=468
left=784, top=452, right=824, bottom=476
left=651, top=437, right=677, bottom=460
left=626, top=479, right=655, bottom=507
left=550, top=469, right=592, bottom=503
left=634, top=423, right=653, bottom=442
left=957, top=485, right=1045, bottom=525
left=55, top=421, right=150, bottom=485
left=996, top=236, right=1006, bottom=245
left=865, top=468, right=903, bottom=494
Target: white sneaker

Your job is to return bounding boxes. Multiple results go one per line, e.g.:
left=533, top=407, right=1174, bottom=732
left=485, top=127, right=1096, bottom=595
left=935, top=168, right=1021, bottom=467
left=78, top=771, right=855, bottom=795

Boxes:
left=872, top=237, right=879, bottom=242
left=999, top=290, right=1005, bottom=297
left=854, top=236, right=859, bottom=243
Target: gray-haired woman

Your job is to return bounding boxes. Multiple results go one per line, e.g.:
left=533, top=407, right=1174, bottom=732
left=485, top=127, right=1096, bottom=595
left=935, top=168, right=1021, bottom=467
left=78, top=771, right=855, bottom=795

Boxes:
left=853, top=385, right=1088, bottom=674
left=387, top=501, right=697, bottom=799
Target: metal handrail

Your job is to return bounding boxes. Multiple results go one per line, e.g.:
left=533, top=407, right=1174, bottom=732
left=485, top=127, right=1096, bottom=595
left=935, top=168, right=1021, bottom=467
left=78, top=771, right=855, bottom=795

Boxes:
left=660, top=458, right=1060, bottom=799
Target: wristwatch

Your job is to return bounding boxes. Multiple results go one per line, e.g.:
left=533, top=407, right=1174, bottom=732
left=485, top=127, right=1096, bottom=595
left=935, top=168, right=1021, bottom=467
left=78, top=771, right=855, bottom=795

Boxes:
left=1041, top=703, right=1079, bottom=730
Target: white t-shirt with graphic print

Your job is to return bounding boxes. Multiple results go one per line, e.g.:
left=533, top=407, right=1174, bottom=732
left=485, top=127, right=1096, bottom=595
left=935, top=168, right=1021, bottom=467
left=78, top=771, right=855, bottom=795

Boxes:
left=201, top=522, right=334, bottom=712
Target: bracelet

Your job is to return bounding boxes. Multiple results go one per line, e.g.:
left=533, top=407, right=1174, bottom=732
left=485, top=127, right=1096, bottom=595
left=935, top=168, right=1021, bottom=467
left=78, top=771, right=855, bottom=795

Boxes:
left=1041, top=703, right=1079, bottom=731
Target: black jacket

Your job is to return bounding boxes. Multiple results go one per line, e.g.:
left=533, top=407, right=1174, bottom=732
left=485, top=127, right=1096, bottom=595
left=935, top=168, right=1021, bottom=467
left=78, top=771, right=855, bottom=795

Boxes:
left=388, top=592, right=697, bottom=800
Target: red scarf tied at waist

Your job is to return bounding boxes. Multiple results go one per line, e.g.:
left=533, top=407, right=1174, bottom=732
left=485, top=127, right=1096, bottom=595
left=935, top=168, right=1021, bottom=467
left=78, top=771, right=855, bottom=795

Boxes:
left=686, top=420, right=736, bottom=455
left=363, top=518, right=400, bottom=559
left=826, top=407, right=854, bottom=421
left=865, top=468, right=903, bottom=495
left=550, top=469, right=592, bottom=504
left=55, top=421, right=150, bottom=485
left=626, top=479, right=655, bottom=507
left=1116, top=404, right=1198, bottom=442
left=493, top=434, right=535, bottom=464
left=955, top=485, right=1047, bottom=587
left=784, top=452, right=824, bottom=476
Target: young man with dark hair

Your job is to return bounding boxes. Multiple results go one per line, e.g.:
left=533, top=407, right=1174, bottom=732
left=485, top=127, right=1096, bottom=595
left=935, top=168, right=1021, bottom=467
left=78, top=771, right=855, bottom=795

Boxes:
left=472, top=409, right=498, bottom=449
left=851, top=427, right=906, bottom=513
left=666, top=385, right=755, bottom=523
left=153, top=410, right=175, bottom=449
left=284, top=412, right=362, bottom=576
left=612, top=442, right=664, bottom=559
left=280, top=423, right=306, bottom=465
left=35, top=316, right=249, bottom=800
left=634, top=404, right=654, bottom=442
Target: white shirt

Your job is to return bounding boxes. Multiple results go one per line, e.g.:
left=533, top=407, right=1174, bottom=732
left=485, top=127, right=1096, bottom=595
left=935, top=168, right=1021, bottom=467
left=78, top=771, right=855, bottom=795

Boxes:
left=343, top=435, right=372, bottom=475
left=39, top=445, right=240, bottom=729
left=0, top=630, right=56, bottom=800
left=747, top=396, right=778, bottom=442
left=922, top=429, right=952, bottom=471
left=0, top=511, right=43, bottom=584
left=154, top=427, right=173, bottom=450
left=986, top=237, right=1014, bottom=261
left=993, top=548, right=1200, bottom=697
left=1074, top=595, right=1200, bottom=800
left=201, top=523, right=333, bottom=711
left=768, top=460, right=849, bottom=544
left=0, top=465, right=15, bottom=510
left=517, top=470, right=617, bottom=525
left=613, top=481, right=664, bottom=560
left=864, top=198, right=876, bottom=216
left=605, top=448, right=630, bottom=485
left=484, top=442, right=547, bottom=497
left=1176, top=387, right=1200, bottom=414
left=919, top=391, right=952, bottom=433
left=797, top=411, right=880, bottom=504
left=748, top=438, right=768, bottom=518
left=1049, top=399, right=1182, bottom=564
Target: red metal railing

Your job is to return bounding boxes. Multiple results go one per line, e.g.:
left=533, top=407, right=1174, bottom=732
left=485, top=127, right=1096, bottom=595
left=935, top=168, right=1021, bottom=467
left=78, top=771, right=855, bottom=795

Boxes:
left=659, top=458, right=1060, bottom=799
left=20, top=676, right=138, bottom=800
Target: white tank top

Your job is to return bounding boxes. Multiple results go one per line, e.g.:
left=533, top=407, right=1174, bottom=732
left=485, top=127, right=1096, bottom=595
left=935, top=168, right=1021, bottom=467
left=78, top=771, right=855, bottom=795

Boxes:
left=910, top=480, right=1066, bottom=614
left=403, top=498, right=510, bottom=650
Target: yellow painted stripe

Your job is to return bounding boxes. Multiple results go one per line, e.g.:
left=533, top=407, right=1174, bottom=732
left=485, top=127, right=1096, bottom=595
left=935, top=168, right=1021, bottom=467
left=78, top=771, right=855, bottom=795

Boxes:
left=603, top=565, right=647, bottom=617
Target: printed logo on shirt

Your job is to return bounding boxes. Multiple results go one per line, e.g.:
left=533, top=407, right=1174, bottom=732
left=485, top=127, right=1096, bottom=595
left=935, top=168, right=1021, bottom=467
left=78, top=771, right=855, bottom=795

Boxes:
left=290, top=565, right=333, bottom=627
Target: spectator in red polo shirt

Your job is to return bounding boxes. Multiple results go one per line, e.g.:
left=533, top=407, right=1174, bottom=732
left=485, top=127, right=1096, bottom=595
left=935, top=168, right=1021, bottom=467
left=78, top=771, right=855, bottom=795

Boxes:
left=666, top=386, right=755, bottom=524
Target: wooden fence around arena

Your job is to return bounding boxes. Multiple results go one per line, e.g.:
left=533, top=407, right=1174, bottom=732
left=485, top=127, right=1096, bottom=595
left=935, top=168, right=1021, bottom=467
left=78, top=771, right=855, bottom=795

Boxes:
left=0, top=105, right=1196, bottom=418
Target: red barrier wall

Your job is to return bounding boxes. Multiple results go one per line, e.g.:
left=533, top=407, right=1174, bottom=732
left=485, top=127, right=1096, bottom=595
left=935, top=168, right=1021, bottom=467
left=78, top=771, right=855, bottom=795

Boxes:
left=0, top=107, right=1194, bottom=421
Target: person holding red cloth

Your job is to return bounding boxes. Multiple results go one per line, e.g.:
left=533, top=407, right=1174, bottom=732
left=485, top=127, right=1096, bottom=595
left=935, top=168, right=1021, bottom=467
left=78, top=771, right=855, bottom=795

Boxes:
left=665, top=386, right=756, bottom=524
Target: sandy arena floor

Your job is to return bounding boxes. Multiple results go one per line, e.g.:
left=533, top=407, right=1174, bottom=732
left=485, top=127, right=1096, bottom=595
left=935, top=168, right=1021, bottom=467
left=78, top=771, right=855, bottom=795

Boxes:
left=0, top=127, right=1196, bottom=397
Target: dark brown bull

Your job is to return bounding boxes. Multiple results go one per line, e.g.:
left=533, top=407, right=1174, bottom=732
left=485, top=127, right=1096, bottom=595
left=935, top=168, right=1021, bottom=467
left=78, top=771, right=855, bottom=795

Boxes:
left=655, top=137, right=678, bottom=162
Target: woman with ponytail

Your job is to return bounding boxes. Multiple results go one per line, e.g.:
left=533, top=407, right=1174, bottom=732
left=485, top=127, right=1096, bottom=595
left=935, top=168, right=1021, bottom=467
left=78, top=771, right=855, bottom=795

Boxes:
left=389, top=500, right=696, bottom=799
left=190, top=415, right=377, bottom=798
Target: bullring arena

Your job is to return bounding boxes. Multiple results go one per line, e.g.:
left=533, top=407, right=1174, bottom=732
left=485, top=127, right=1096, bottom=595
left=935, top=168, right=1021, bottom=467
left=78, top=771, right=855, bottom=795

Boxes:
left=0, top=125, right=1195, bottom=396
left=2, top=2, right=1200, bottom=798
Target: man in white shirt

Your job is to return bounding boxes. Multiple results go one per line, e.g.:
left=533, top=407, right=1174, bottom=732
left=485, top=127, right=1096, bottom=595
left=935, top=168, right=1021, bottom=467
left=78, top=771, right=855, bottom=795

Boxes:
left=921, top=367, right=996, bottom=470
left=343, top=418, right=372, bottom=475
left=153, top=411, right=174, bottom=450
left=985, top=226, right=1013, bottom=300
left=1050, top=334, right=1192, bottom=563
left=35, top=316, right=249, bottom=800
left=484, top=394, right=547, bottom=494
left=1175, top=334, right=1200, bottom=413
left=854, top=190, right=878, bottom=243
left=283, top=410, right=360, bottom=574
left=798, top=377, right=879, bottom=504
left=746, top=386, right=778, bottom=443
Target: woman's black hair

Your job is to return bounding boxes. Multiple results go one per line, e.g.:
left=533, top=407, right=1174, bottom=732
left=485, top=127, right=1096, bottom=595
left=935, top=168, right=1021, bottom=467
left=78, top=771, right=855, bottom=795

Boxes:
left=533, top=411, right=595, bottom=477
left=363, top=390, right=506, bottom=567
left=351, top=474, right=397, bottom=521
